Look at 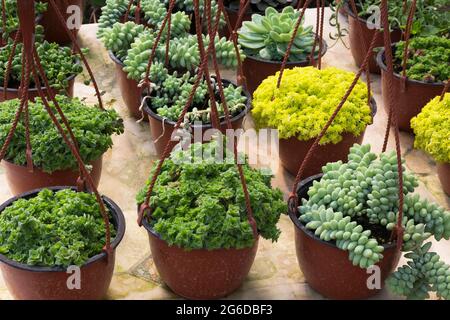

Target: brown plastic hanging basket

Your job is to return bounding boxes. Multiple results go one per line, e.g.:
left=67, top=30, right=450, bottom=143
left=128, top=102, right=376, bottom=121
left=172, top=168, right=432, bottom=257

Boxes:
left=0, top=0, right=125, bottom=300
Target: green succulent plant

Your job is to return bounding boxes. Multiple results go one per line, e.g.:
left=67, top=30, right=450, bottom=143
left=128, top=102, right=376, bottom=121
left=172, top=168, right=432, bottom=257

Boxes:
left=0, top=188, right=116, bottom=267
left=0, top=0, right=47, bottom=39
left=0, top=35, right=85, bottom=92
left=299, top=144, right=450, bottom=269
left=101, top=21, right=146, bottom=61
left=411, top=94, right=450, bottom=164
left=238, top=6, right=318, bottom=62
left=226, top=0, right=298, bottom=12
left=0, top=95, right=124, bottom=173
left=387, top=242, right=450, bottom=300
left=252, top=66, right=373, bottom=144
left=136, top=140, right=287, bottom=250
left=393, top=36, right=450, bottom=83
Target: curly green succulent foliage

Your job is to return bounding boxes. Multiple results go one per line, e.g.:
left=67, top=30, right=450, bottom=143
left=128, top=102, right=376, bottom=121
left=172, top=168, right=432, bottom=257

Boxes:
left=136, top=140, right=286, bottom=250
left=0, top=95, right=124, bottom=173
left=0, top=189, right=117, bottom=267
left=387, top=242, right=450, bottom=300
left=0, top=37, right=84, bottom=92
left=394, top=36, right=450, bottom=83
left=97, top=0, right=129, bottom=38
left=299, top=144, right=450, bottom=268
left=252, top=66, right=372, bottom=144
left=227, top=0, right=298, bottom=12
left=411, top=94, right=450, bottom=164
left=0, top=0, right=47, bottom=38
left=238, top=6, right=318, bottom=62
left=101, top=21, right=146, bottom=61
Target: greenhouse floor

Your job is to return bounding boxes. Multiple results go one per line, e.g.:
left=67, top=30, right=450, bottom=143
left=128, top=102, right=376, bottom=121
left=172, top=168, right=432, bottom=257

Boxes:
left=0, top=8, right=448, bottom=300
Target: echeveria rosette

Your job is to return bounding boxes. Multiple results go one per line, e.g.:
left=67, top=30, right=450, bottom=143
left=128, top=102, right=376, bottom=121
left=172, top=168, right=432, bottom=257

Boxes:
left=411, top=94, right=450, bottom=164
left=252, top=66, right=372, bottom=144
left=393, top=36, right=450, bottom=83
left=0, top=95, right=124, bottom=173
left=136, top=141, right=286, bottom=250
left=299, top=144, right=450, bottom=270
left=238, top=6, right=317, bottom=62
left=0, top=189, right=116, bottom=267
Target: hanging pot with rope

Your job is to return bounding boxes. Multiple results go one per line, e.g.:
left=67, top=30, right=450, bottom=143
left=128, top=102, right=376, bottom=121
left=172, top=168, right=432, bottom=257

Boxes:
left=0, top=0, right=125, bottom=299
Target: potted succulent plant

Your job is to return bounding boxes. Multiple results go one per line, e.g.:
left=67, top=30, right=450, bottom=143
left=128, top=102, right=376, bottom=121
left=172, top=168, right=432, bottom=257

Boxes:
left=39, top=0, right=84, bottom=45
left=238, top=6, right=327, bottom=93
left=252, top=66, right=376, bottom=177
left=289, top=143, right=450, bottom=299
left=98, top=3, right=241, bottom=119
left=376, top=36, right=449, bottom=132
left=0, top=95, right=124, bottom=195
left=137, top=140, right=286, bottom=299
left=331, top=0, right=449, bottom=73
left=222, top=0, right=298, bottom=38
left=411, top=93, right=450, bottom=196
left=0, top=0, right=47, bottom=42
left=0, top=187, right=126, bottom=300
left=0, top=30, right=84, bottom=101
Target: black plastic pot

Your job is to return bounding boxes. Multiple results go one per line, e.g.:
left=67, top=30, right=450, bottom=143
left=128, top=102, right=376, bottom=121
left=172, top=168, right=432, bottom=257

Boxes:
left=289, top=174, right=401, bottom=299
left=0, top=186, right=126, bottom=300
left=143, top=79, right=252, bottom=157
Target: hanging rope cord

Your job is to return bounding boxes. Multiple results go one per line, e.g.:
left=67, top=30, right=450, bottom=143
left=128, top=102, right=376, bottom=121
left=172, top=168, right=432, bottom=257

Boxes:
left=0, top=0, right=113, bottom=256
left=137, top=0, right=257, bottom=237
left=287, top=0, right=405, bottom=251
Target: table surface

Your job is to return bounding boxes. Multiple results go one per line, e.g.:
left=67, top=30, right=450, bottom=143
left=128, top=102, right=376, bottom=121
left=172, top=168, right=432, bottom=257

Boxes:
left=0, top=8, right=449, bottom=300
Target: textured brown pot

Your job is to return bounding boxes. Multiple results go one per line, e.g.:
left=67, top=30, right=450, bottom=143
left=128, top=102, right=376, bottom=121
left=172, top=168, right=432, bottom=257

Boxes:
left=143, top=80, right=251, bottom=157
left=243, top=38, right=328, bottom=94
left=437, top=163, right=450, bottom=196
left=279, top=98, right=377, bottom=177
left=376, top=48, right=445, bottom=133
left=108, top=51, right=144, bottom=120
left=289, top=174, right=401, bottom=299
left=0, top=186, right=126, bottom=300
left=0, top=74, right=76, bottom=102
left=2, top=157, right=103, bottom=196
left=345, top=3, right=401, bottom=74
left=40, top=0, right=84, bottom=45
left=143, top=218, right=258, bottom=299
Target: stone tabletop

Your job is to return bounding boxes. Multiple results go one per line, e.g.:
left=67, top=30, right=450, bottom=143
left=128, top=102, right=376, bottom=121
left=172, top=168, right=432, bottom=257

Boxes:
left=0, top=8, right=448, bottom=300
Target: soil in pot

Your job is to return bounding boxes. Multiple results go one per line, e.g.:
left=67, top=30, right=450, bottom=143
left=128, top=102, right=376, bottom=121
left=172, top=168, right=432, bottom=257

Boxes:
left=2, top=157, right=103, bottom=196
left=40, top=0, right=84, bottom=45
left=279, top=98, right=377, bottom=177
left=143, top=217, right=258, bottom=300
left=243, top=38, right=328, bottom=94
left=289, top=174, right=401, bottom=299
left=345, top=2, right=401, bottom=74
left=376, top=48, right=445, bottom=133
left=437, top=163, right=450, bottom=196
left=143, top=80, right=251, bottom=157
left=0, top=186, right=126, bottom=300
left=108, top=51, right=144, bottom=120
left=0, top=75, right=76, bottom=102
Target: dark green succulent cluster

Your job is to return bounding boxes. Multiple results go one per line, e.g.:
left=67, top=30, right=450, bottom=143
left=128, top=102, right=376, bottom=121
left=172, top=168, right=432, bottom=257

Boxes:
left=137, top=140, right=287, bottom=250
left=0, top=189, right=117, bottom=267
left=0, top=0, right=47, bottom=39
left=0, top=95, right=124, bottom=173
left=0, top=34, right=85, bottom=92
left=393, top=36, right=450, bottom=83
left=387, top=242, right=450, bottom=300
left=299, top=144, right=450, bottom=268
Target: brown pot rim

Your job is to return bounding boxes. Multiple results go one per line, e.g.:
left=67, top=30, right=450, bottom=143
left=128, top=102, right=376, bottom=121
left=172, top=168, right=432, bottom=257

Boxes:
left=376, top=46, right=446, bottom=87
left=141, top=212, right=259, bottom=251
left=243, top=35, right=328, bottom=66
left=0, top=186, right=126, bottom=272
left=143, top=79, right=252, bottom=129
left=288, top=173, right=397, bottom=250
left=1, top=157, right=101, bottom=174
left=0, top=59, right=80, bottom=93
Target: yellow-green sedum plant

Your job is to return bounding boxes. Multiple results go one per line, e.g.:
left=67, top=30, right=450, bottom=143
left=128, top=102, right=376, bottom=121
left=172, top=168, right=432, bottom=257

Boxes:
left=410, top=93, right=450, bottom=164
left=252, top=66, right=373, bottom=144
